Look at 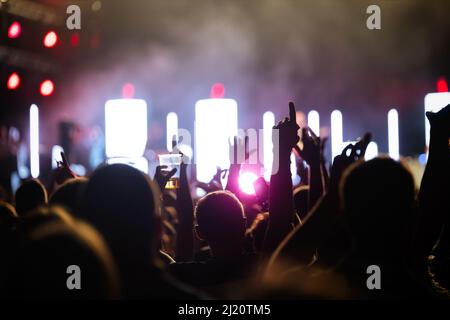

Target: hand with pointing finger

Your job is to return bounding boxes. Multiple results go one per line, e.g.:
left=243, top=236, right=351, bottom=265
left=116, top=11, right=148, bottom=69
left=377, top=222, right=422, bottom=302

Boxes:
left=273, top=102, right=300, bottom=157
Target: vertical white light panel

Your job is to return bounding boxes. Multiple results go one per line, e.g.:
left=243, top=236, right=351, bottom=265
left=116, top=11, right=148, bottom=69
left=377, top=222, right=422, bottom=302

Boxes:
left=387, top=108, right=399, bottom=160
left=263, top=111, right=275, bottom=181
left=195, top=98, right=238, bottom=182
left=331, top=110, right=343, bottom=161
left=307, top=110, right=320, bottom=137
left=29, top=104, right=39, bottom=178
left=105, top=99, right=147, bottom=159
left=166, top=112, right=178, bottom=152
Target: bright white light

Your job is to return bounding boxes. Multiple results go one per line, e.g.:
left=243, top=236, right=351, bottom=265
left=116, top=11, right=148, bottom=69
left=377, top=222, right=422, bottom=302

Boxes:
left=263, top=111, right=275, bottom=181
left=307, top=110, right=320, bottom=137
left=388, top=108, right=400, bottom=160
left=105, top=99, right=147, bottom=158
left=106, top=157, right=149, bottom=174
left=239, top=172, right=258, bottom=195
left=51, top=145, right=64, bottom=169
left=195, top=98, right=238, bottom=182
left=291, top=152, right=300, bottom=185
left=166, top=112, right=178, bottom=151
left=30, top=104, right=39, bottom=178
left=331, top=110, right=343, bottom=161
left=365, top=141, right=378, bottom=160
left=424, top=92, right=450, bottom=149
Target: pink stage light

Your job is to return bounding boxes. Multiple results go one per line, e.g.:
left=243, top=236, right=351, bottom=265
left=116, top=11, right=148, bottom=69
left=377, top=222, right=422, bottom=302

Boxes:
left=122, top=83, right=135, bottom=98
left=40, top=80, right=54, bottom=96
left=239, top=172, right=258, bottom=195
left=8, top=21, right=21, bottom=39
left=210, top=83, right=225, bottom=99
left=43, top=31, right=58, bottom=48
left=7, top=73, right=20, bottom=90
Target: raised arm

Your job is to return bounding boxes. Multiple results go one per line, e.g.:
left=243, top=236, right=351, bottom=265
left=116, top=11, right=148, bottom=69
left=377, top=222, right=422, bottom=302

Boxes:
left=263, top=102, right=299, bottom=253
left=175, top=158, right=194, bottom=262
left=415, top=105, right=450, bottom=270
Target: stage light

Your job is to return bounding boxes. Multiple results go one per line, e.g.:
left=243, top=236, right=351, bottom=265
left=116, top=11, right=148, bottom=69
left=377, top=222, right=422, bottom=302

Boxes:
left=210, top=83, right=225, bottom=99
left=239, top=172, right=258, bottom=195
left=7, top=72, right=20, bottom=90
left=388, top=108, right=399, bottom=160
left=43, top=31, right=58, bottom=48
left=424, top=92, right=450, bottom=150
left=263, top=111, right=275, bottom=181
left=122, top=83, right=135, bottom=99
left=195, top=98, right=238, bottom=182
left=365, top=141, right=378, bottom=160
left=307, top=110, right=320, bottom=136
left=166, top=112, right=178, bottom=151
left=437, top=77, right=449, bottom=93
left=8, top=21, right=21, bottom=39
left=30, top=104, right=39, bottom=178
left=331, top=110, right=343, bottom=161
left=106, top=157, right=148, bottom=174
left=105, top=99, right=148, bottom=159
left=70, top=32, right=80, bottom=47
left=40, top=80, right=54, bottom=96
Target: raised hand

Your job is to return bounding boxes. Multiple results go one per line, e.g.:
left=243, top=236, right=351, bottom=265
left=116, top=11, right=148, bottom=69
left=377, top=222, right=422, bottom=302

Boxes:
left=426, top=104, right=450, bottom=138
left=273, top=102, right=300, bottom=156
left=154, top=165, right=177, bottom=191
left=296, top=127, right=321, bottom=166
left=54, top=151, right=76, bottom=185
left=329, top=132, right=371, bottom=194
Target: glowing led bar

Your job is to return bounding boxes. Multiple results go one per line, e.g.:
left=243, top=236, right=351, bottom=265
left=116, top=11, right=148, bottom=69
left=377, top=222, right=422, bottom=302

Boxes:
left=365, top=141, right=378, bottom=160
left=331, top=110, right=343, bottom=161
left=424, top=92, right=450, bottom=149
left=195, top=98, right=238, bottom=182
left=263, top=111, right=275, bottom=181
left=105, top=99, right=147, bottom=159
left=166, top=112, right=178, bottom=151
left=106, top=157, right=148, bottom=174
left=388, top=108, right=399, bottom=160
left=307, top=110, right=320, bottom=137
left=30, top=104, right=40, bottom=178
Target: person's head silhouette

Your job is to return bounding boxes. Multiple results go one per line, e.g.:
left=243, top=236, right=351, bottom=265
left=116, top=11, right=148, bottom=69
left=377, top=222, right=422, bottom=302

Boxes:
left=195, top=190, right=246, bottom=259
left=341, top=157, right=416, bottom=255
left=82, top=164, right=161, bottom=271
left=14, top=179, right=47, bottom=216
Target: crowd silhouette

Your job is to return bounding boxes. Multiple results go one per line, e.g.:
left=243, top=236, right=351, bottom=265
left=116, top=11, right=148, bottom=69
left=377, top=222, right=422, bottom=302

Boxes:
left=0, top=102, right=449, bottom=300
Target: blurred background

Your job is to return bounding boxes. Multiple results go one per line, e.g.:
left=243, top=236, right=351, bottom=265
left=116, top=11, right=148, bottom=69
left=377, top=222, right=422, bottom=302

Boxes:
left=1, top=0, right=449, bottom=184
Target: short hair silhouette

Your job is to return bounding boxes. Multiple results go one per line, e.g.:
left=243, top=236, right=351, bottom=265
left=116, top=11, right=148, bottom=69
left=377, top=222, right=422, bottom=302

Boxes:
left=341, top=157, right=416, bottom=248
left=195, top=190, right=246, bottom=245
left=0, top=200, right=18, bottom=232
left=5, top=207, right=119, bottom=299
left=50, top=177, right=88, bottom=217
left=82, top=164, right=160, bottom=269
left=14, top=179, right=47, bottom=216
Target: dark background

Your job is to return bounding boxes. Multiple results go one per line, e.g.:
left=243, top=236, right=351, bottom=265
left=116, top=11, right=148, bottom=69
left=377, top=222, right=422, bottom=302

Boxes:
left=1, top=0, right=450, bottom=158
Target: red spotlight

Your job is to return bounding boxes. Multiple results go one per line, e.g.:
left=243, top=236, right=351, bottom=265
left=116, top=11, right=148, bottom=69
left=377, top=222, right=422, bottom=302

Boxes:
left=43, top=31, right=58, bottom=48
left=437, top=77, right=449, bottom=93
left=7, top=73, right=20, bottom=90
left=210, top=83, right=225, bottom=99
left=40, top=80, right=54, bottom=96
left=122, top=83, right=135, bottom=98
left=8, top=21, right=21, bottom=39
left=70, top=32, right=80, bottom=47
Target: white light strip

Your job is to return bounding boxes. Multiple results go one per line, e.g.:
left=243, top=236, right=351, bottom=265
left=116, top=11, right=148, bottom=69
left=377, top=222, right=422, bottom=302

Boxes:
left=331, top=110, right=343, bottom=161
left=166, top=112, right=178, bottom=152
left=30, top=104, right=39, bottom=178
left=195, top=98, right=238, bottom=182
left=387, top=108, right=399, bottom=160
left=263, top=111, right=275, bottom=181
left=105, top=99, right=148, bottom=158
left=307, top=110, right=320, bottom=137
